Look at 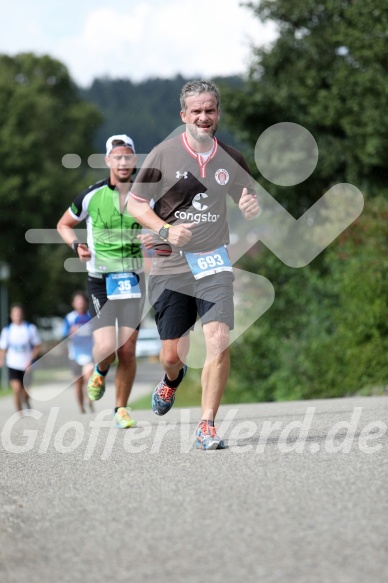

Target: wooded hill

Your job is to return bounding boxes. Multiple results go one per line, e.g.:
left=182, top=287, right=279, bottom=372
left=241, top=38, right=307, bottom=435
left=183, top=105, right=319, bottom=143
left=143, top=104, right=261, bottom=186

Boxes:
left=80, top=74, right=245, bottom=156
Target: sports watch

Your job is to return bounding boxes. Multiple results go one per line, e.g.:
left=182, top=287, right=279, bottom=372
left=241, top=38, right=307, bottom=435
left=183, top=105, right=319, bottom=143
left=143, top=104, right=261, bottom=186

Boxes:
left=71, top=239, right=82, bottom=255
left=158, top=224, right=171, bottom=241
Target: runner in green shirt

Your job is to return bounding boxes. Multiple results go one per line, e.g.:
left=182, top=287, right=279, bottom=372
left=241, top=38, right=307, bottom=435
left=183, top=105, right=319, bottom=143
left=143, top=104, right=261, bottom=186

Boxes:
left=57, top=135, right=149, bottom=429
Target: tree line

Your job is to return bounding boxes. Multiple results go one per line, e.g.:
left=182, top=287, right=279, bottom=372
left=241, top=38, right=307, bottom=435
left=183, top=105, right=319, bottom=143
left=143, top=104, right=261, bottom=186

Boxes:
left=0, top=54, right=242, bottom=320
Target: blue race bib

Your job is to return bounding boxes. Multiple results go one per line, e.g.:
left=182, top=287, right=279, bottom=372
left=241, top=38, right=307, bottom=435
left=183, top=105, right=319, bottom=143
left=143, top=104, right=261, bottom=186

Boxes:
left=105, top=273, right=142, bottom=300
left=184, top=246, right=232, bottom=280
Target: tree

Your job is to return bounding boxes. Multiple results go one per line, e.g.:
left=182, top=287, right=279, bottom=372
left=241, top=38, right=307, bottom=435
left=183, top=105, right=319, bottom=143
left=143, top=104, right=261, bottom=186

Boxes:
left=224, top=0, right=388, bottom=214
left=0, top=53, right=102, bottom=320
left=225, top=196, right=388, bottom=403
left=318, top=196, right=388, bottom=395
left=221, top=1, right=388, bottom=401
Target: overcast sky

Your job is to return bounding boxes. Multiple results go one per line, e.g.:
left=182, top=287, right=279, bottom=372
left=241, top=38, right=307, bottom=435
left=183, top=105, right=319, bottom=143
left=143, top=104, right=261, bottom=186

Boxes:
left=1, top=0, right=277, bottom=87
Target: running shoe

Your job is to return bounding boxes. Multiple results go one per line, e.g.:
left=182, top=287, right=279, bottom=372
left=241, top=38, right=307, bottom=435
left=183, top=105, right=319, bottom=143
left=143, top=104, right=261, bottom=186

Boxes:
left=151, top=365, right=187, bottom=415
left=195, top=420, right=225, bottom=450
left=114, top=407, right=136, bottom=429
left=87, top=366, right=107, bottom=401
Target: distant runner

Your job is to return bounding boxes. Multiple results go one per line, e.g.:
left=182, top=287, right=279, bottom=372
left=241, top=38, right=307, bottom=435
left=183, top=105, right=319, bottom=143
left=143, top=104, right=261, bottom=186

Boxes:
left=63, top=290, right=94, bottom=414
left=0, top=303, right=42, bottom=414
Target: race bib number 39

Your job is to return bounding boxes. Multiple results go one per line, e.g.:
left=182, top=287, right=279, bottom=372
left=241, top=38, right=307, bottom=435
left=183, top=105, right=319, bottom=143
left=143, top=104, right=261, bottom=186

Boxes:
left=106, top=273, right=142, bottom=300
left=184, top=246, right=232, bottom=280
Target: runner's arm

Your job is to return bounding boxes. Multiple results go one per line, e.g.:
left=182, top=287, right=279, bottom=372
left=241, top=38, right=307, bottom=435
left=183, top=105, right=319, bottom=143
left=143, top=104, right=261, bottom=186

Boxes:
left=30, top=343, right=42, bottom=365
left=57, top=210, right=91, bottom=260
left=127, top=194, right=194, bottom=247
left=0, top=330, right=8, bottom=366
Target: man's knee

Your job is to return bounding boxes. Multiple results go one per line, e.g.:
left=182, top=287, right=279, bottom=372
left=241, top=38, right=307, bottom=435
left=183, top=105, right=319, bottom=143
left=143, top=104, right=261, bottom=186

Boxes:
left=117, top=343, right=136, bottom=364
left=204, top=322, right=230, bottom=353
left=94, top=339, right=116, bottom=363
left=161, top=345, right=182, bottom=369
left=11, top=381, right=23, bottom=394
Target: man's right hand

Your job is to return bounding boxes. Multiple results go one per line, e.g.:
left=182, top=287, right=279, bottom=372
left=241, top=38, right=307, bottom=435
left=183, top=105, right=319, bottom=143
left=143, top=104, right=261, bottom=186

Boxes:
left=167, top=223, right=195, bottom=247
left=76, top=243, right=92, bottom=262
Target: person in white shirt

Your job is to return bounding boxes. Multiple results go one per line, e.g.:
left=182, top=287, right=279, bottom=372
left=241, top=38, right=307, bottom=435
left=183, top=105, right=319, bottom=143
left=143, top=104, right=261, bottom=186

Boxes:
left=0, top=303, right=42, bottom=413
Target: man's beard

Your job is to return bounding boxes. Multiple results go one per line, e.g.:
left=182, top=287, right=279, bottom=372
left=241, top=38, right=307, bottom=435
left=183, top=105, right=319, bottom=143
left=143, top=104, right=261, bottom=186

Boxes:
left=187, top=123, right=218, bottom=144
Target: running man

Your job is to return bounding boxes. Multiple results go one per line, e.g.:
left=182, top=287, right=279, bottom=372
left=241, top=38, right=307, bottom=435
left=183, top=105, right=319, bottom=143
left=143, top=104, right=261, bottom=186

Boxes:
left=127, top=80, right=259, bottom=449
left=63, top=290, right=94, bottom=414
left=57, top=134, right=146, bottom=429
left=0, top=303, right=42, bottom=414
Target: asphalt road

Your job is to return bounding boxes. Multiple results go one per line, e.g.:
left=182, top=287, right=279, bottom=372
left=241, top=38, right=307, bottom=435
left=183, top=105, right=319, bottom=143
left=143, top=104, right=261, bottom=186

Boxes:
left=0, top=368, right=387, bottom=583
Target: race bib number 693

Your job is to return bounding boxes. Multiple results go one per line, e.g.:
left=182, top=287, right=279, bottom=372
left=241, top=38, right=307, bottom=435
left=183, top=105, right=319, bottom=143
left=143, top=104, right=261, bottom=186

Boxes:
left=184, top=246, right=232, bottom=280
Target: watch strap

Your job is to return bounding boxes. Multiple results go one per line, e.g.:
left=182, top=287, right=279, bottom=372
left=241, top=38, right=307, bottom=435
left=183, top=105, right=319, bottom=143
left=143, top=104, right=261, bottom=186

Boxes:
left=71, top=240, right=81, bottom=255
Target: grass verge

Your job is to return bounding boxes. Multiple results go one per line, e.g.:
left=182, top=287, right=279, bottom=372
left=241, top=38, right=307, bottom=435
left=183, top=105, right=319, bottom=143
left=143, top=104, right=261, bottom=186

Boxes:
left=0, top=388, right=12, bottom=398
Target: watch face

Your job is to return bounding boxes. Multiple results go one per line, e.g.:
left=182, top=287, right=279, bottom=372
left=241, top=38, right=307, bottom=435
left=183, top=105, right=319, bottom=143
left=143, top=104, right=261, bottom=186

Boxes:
left=159, top=227, right=168, bottom=240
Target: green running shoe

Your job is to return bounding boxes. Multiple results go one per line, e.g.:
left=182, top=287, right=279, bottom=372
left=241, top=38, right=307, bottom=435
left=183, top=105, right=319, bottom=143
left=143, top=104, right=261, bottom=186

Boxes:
left=114, top=407, right=136, bottom=429
left=87, top=366, right=107, bottom=401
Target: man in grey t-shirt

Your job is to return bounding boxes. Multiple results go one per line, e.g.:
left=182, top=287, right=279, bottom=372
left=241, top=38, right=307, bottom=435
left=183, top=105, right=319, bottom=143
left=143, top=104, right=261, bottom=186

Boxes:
left=128, top=80, right=259, bottom=450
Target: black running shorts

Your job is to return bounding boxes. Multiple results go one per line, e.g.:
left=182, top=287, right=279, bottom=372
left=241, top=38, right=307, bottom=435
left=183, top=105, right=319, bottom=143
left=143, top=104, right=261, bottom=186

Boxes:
left=8, top=367, right=25, bottom=383
left=87, top=272, right=146, bottom=331
left=148, top=271, right=235, bottom=340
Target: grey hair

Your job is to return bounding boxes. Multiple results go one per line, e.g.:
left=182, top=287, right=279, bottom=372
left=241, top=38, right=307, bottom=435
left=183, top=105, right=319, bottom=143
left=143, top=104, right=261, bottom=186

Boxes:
left=180, top=80, right=221, bottom=112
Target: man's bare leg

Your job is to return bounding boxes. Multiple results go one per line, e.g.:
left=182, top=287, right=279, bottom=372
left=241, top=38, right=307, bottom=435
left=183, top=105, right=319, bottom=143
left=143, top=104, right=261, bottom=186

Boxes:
left=82, top=363, right=94, bottom=411
left=92, top=326, right=117, bottom=372
left=10, top=379, right=23, bottom=413
left=200, top=321, right=230, bottom=421
left=115, top=327, right=138, bottom=408
left=74, top=376, right=85, bottom=413
left=159, top=335, right=190, bottom=382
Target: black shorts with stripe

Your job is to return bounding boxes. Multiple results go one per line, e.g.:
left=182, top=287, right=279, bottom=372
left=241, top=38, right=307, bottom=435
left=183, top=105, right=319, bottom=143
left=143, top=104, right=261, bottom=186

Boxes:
left=87, top=272, right=146, bottom=331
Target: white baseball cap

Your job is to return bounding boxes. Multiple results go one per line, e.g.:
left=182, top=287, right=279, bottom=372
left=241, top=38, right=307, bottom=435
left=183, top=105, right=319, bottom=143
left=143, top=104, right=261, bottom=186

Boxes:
left=106, top=134, right=136, bottom=155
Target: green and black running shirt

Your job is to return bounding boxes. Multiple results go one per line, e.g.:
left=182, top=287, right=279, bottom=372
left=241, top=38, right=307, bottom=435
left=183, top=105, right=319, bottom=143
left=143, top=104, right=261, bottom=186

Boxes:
left=69, top=177, right=143, bottom=275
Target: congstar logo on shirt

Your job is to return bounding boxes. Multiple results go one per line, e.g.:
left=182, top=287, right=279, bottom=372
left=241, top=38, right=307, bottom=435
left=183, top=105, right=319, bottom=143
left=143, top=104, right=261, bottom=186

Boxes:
left=174, top=193, right=220, bottom=223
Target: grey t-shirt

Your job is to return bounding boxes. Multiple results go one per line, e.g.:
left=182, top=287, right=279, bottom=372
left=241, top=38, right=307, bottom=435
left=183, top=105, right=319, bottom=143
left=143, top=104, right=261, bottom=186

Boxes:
left=130, top=133, right=256, bottom=274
